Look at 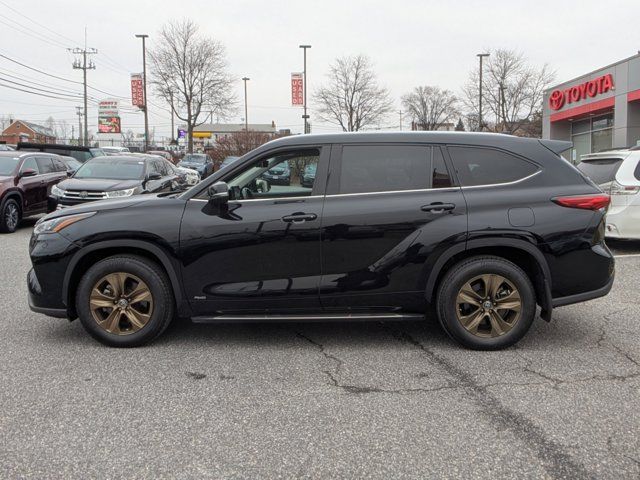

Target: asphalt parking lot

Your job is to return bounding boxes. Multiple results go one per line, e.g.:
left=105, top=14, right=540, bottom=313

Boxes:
left=1, top=220, right=639, bottom=479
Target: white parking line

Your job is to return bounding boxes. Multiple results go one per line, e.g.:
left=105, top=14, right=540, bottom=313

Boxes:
left=614, top=254, right=640, bottom=258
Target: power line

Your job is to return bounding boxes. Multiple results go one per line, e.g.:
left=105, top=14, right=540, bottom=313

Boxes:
left=0, top=15, right=70, bottom=49
left=0, top=81, right=94, bottom=101
left=0, top=75, right=85, bottom=99
left=0, top=0, right=80, bottom=45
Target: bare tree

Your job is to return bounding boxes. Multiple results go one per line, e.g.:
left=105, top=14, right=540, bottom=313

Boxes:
left=208, top=131, right=287, bottom=163
left=462, top=49, right=554, bottom=135
left=57, top=119, right=70, bottom=141
left=44, top=116, right=57, bottom=138
left=149, top=19, right=235, bottom=152
left=313, top=55, right=392, bottom=132
left=401, top=86, right=459, bottom=131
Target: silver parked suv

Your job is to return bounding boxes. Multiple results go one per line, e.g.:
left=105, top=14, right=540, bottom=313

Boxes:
left=578, top=147, right=640, bottom=240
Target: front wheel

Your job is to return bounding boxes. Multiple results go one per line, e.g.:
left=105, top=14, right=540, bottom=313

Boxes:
left=76, top=255, right=175, bottom=347
left=436, top=256, right=536, bottom=350
left=0, top=198, right=21, bottom=233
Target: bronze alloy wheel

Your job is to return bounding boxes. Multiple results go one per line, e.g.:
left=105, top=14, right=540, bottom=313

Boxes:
left=89, top=272, right=154, bottom=335
left=455, top=274, right=522, bottom=338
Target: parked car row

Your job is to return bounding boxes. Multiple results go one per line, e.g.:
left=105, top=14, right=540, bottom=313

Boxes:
left=0, top=149, right=203, bottom=233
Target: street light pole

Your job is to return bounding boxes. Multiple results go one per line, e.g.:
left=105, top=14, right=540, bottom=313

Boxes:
left=299, top=44, right=311, bottom=134
left=136, top=34, right=149, bottom=151
left=242, top=77, right=250, bottom=132
left=477, top=53, right=490, bottom=132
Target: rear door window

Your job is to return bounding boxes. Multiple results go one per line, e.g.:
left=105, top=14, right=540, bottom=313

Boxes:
left=448, top=146, right=538, bottom=187
left=36, top=157, right=55, bottom=174
left=338, top=145, right=429, bottom=194
left=51, top=156, right=67, bottom=172
left=577, top=158, right=624, bottom=185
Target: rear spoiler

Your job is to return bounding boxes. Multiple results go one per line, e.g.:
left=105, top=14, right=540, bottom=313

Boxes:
left=539, top=139, right=573, bottom=155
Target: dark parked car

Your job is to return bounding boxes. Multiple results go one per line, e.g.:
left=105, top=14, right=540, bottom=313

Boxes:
left=178, top=153, right=214, bottom=178
left=219, top=156, right=240, bottom=170
left=49, top=155, right=180, bottom=210
left=59, top=156, right=82, bottom=175
left=0, top=151, right=68, bottom=232
left=301, top=162, right=316, bottom=188
left=28, top=132, right=614, bottom=349
left=261, top=161, right=291, bottom=185
left=17, top=142, right=106, bottom=163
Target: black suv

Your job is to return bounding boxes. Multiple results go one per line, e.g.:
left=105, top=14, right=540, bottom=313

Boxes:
left=27, top=133, right=614, bottom=349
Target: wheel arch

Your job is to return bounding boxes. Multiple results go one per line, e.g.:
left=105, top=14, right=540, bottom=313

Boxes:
left=63, top=240, right=190, bottom=319
left=1, top=190, right=23, bottom=214
left=426, top=238, right=553, bottom=321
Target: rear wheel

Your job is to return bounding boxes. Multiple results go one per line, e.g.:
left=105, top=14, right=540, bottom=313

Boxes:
left=0, top=198, right=20, bottom=233
left=436, top=256, right=536, bottom=350
left=76, top=255, right=174, bottom=347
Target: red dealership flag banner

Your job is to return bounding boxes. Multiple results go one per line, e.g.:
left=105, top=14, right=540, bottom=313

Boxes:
left=131, top=73, right=145, bottom=108
left=291, top=72, right=304, bottom=106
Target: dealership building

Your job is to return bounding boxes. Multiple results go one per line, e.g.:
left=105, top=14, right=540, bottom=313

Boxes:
left=542, top=53, right=640, bottom=163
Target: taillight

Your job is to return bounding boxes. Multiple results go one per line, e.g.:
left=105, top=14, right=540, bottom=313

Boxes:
left=610, top=181, right=640, bottom=196
left=552, top=194, right=610, bottom=210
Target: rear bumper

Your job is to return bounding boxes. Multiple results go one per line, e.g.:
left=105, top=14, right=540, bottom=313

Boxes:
left=605, top=205, right=640, bottom=240
left=552, top=272, right=615, bottom=308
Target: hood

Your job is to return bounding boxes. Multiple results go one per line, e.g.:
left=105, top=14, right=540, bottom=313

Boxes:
left=179, top=162, right=205, bottom=168
left=58, top=178, right=142, bottom=192
left=43, top=194, right=158, bottom=220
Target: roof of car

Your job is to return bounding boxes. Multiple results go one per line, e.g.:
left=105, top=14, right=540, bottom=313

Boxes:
left=0, top=151, right=55, bottom=158
left=581, top=150, right=636, bottom=161
left=262, top=131, right=556, bottom=149
left=89, top=155, right=151, bottom=162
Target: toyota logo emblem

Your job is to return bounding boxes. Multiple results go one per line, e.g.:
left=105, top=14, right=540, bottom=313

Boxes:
left=79, top=191, right=88, bottom=199
left=549, top=90, right=565, bottom=111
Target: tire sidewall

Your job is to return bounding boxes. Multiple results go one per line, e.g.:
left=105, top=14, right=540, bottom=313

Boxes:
left=1, top=198, right=20, bottom=233
left=76, top=257, right=171, bottom=347
left=438, top=258, right=536, bottom=350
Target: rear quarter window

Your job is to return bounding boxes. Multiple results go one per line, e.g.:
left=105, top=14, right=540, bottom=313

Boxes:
left=576, top=158, right=623, bottom=185
left=448, top=146, right=538, bottom=187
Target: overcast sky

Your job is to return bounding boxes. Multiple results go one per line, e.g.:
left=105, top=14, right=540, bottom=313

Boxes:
left=1, top=0, right=638, bottom=140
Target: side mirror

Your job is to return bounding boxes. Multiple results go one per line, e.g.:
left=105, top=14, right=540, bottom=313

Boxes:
left=20, top=168, right=37, bottom=178
left=147, top=172, right=162, bottom=181
left=67, top=169, right=75, bottom=177
left=207, top=181, right=229, bottom=204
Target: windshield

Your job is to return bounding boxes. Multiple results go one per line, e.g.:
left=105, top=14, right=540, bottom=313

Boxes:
left=182, top=154, right=206, bottom=164
left=74, top=159, right=145, bottom=180
left=0, top=157, right=19, bottom=175
left=577, top=158, right=624, bottom=185
left=90, top=148, right=106, bottom=157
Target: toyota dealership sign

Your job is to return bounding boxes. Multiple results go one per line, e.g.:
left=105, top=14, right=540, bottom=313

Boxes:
left=548, top=74, right=614, bottom=110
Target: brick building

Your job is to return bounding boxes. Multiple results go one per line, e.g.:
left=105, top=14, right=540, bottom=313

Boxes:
left=0, top=120, right=56, bottom=144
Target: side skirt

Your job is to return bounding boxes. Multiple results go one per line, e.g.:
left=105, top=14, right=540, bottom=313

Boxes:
left=191, top=312, right=426, bottom=324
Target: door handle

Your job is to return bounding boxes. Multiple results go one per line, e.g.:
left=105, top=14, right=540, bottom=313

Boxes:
left=421, top=203, right=455, bottom=214
left=282, top=213, right=317, bottom=223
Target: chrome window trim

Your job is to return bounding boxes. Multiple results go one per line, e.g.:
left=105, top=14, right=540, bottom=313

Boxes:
left=458, top=169, right=542, bottom=189
left=187, top=171, right=540, bottom=203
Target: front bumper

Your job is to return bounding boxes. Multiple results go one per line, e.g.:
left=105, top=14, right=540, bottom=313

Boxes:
left=27, top=232, right=78, bottom=319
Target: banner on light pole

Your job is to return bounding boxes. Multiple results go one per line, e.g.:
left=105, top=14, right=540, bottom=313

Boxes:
left=291, top=72, right=304, bottom=106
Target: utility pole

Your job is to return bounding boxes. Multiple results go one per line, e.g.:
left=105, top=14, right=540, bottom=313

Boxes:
left=399, top=110, right=403, bottom=131
left=135, top=34, right=149, bottom=151
left=69, top=30, right=96, bottom=146
left=168, top=90, right=175, bottom=143
left=242, top=77, right=250, bottom=132
left=477, top=53, right=490, bottom=132
left=75, top=106, right=83, bottom=146
left=299, top=45, right=311, bottom=134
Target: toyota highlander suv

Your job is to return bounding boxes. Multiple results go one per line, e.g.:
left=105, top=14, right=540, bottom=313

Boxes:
left=577, top=147, right=640, bottom=239
left=27, top=132, right=614, bottom=350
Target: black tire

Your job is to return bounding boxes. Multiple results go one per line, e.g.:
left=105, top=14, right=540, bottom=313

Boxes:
left=76, top=255, right=175, bottom=347
left=0, top=198, right=21, bottom=233
left=436, top=255, right=536, bottom=350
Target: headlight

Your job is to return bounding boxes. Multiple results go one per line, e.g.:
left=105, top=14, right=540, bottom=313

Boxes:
left=33, top=212, right=96, bottom=235
left=105, top=188, right=135, bottom=198
left=51, top=184, right=65, bottom=197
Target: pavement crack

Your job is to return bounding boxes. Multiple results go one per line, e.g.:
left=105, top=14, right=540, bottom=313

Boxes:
left=294, top=330, right=457, bottom=396
left=385, top=326, right=594, bottom=480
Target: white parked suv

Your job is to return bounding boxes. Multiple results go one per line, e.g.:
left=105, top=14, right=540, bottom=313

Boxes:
left=578, top=148, right=640, bottom=240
